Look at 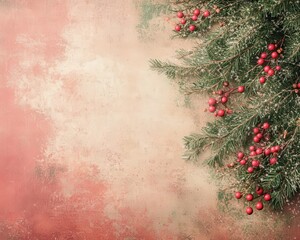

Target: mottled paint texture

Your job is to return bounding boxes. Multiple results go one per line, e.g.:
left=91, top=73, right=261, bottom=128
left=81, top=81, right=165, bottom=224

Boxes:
left=0, top=0, right=299, bottom=239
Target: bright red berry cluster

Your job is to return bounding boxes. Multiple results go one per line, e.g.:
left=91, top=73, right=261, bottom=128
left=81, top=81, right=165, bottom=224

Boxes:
left=174, top=6, right=220, bottom=32
left=235, top=187, right=272, bottom=215
left=234, top=122, right=282, bottom=171
left=256, top=43, right=283, bottom=84
left=292, top=82, right=300, bottom=95
left=207, top=82, right=245, bottom=117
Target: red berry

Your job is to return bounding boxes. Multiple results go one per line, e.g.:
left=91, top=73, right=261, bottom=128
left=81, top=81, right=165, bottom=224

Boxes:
left=237, top=152, right=244, bottom=159
left=256, top=133, right=263, bottom=139
left=246, top=207, right=253, bottom=215
left=252, top=160, right=260, bottom=167
left=194, top=9, right=200, bottom=16
left=256, top=201, right=264, bottom=210
left=259, top=77, right=266, bottom=84
left=275, top=65, right=281, bottom=71
left=203, top=10, right=210, bottom=17
left=257, top=58, right=265, bottom=65
left=192, top=15, right=198, bottom=21
left=264, top=193, right=271, bottom=201
left=264, top=148, right=271, bottom=155
left=235, top=191, right=242, bottom=199
left=249, top=146, right=256, bottom=151
left=264, top=66, right=271, bottom=73
left=271, top=51, right=279, bottom=59
left=253, top=127, right=260, bottom=134
left=267, top=69, right=275, bottom=76
left=270, top=146, right=276, bottom=153
left=180, top=18, right=187, bottom=24
left=256, top=187, right=264, bottom=195
left=240, top=159, right=246, bottom=165
left=250, top=151, right=256, bottom=156
left=247, top=167, right=254, bottom=173
left=189, top=25, right=196, bottom=31
left=217, top=109, right=225, bottom=117
left=256, top=148, right=263, bottom=154
left=208, top=106, right=216, bottom=113
left=238, top=86, right=245, bottom=93
left=246, top=194, right=254, bottom=201
left=262, top=122, right=270, bottom=129
left=175, top=25, right=181, bottom=31
left=268, top=43, right=276, bottom=51
left=208, top=98, right=217, bottom=106
left=253, top=136, right=260, bottom=143
left=270, top=157, right=277, bottom=165
left=221, top=96, right=228, bottom=103
left=297, top=83, right=300, bottom=88
left=260, top=52, right=267, bottom=59
left=177, top=11, right=184, bottom=18
left=275, top=145, right=281, bottom=152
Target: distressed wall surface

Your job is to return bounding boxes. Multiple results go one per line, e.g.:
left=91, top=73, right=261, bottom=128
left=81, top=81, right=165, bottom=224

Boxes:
left=0, top=0, right=298, bottom=239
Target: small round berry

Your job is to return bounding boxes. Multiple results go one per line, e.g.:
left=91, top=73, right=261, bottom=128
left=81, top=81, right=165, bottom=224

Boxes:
left=221, top=96, right=228, bottom=103
left=256, top=187, right=264, bottom=195
left=267, top=69, right=275, bottom=76
left=203, top=10, right=211, bottom=17
left=247, top=167, right=254, bottom=173
left=189, top=25, right=196, bottom=31
left=223, top=81, right=229, bottom=87
left=253, top=127, right=260, bottom=134
left=240, top=159, right=246, bottom=165
left=250, top=151, right=256, bottom=156
left=252, top=160, right=260, bottom=167
left=208, top=106, right=216, bottom=113
left=246, top=194, right=254, bottom=201
left=264, top=193, right=271, bottom=201
left=256, top=148, right=263, bottom=154
left=180, top=18, right=187, bottom=24
left=237, top=152, right=244, bottom=159
left=257, top=58, right=265, bottom=65
left=253, top=136, right=260, bottom=143
left=175, top=25, right=181, bottom=31
left=217, top=109, right=225, bottom=117
left=208, top=98, right=217, bottom=106
left=259, top=77, right=266, bottom=84
left=264, top=148, right=271, bottom=155
left=264, top=65, right=271, bottom=73
left=238, top=86, right=245, bottom=93
left=268, top=43, right=276, bottom=51
left=262, top=122, right=270, bottom=129
left=297, top=83, right=300, bottom=88
left=256, top=133, right=263, bottom=139
left=249, top=146, right=256, bottom=151
left=217, top=90, right=224, bottom=95
left=246, top=207, right=253, bottom=215
left=271, top=51, right=279, bottom=59
left=235, top=191, right=242, bottom=199
left=275, top=145, right=281, bottom=152
left=192, top=15, right=198, bottom=21
left=194, top=9, right=200, bottom=16
left=270, top=146, right=276, bottom=153
left=260, top=52, right=268, bottom=59
left=256, top=201, right=263, bottom=210
left=270, top=157, right=277, bottom=165
left=177, top=11, right=184, bottom=18
left=275, top=65, right=281, bottom=71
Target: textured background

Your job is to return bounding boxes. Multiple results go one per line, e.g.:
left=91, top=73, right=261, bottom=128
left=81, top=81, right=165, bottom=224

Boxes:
left=0, top=0, right=298, bottom=239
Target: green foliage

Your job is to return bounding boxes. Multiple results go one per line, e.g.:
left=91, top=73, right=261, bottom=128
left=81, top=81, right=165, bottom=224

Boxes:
left=150, top=0, right=300, bottom=210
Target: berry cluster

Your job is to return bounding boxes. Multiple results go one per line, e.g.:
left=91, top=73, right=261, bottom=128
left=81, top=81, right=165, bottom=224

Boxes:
left=207, top=82, right=245, bottom=117
left=292, top=82, right=300, bottom=95
left=256, top=43, right=283, bottom=84
left=235, top=187, right=272, bottom=215
left=174, top=6, right=220, bottom=32
left=234, top=122, right=282, bottom=173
